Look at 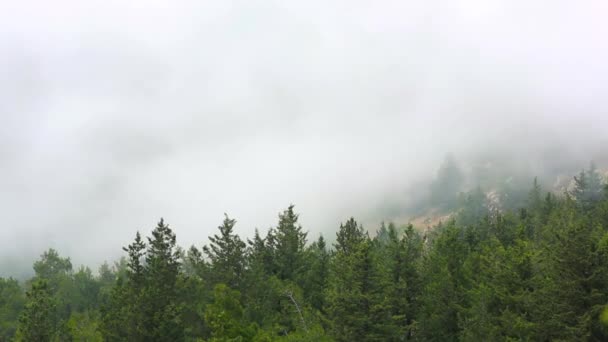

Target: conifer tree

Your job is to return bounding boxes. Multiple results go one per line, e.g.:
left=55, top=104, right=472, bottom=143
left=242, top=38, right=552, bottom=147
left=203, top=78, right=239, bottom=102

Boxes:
left=240, top=229, right=278, bottom=329
left=401, top=224, right=424, bottom=339
left=0, top=277, right=25, bottom=340
left=430, top=154, right=465, bottom=210
left=418, top=223, right=470, bottom=341
left=16, top=280, right=57, bottom=342
left=204, top=284, right=256, bottom=341
left=124, top=232, right=146, bottom=288
left=143, top=218, right=183, bottom=341
left=273, top=205, right=307, bottom=282
left=572, top=162, right=605, bottom=209
left=532, top=200, right=607, bottom=340
left=182, top=245, right=206, bottom=278
left=302, top=235, right=329, bottom=312
left=102, top=220, right=185, bottom=341
left=370, top=222, right=406, bottom=340
left=335, top=217, right=367, bottom=255
left=203, top=214, right=247, bottom=289
left=528, top=177, right=542, bottom=212
left=327, top=218, right=375, bottom=341
left=101, top=232, right=146, bottom=341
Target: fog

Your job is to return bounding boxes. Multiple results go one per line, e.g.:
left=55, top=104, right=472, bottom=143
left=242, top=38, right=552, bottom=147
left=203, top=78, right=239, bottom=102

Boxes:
left=1, top=0, right=607, bottom=276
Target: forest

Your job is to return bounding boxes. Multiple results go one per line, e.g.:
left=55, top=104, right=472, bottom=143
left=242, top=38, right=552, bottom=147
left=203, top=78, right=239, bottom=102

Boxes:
left=2, top=162, right=608, bottom=341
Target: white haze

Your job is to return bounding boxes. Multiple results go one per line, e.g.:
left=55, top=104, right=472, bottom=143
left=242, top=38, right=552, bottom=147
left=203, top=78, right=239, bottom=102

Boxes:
left=1, top=0, right=607, bottom=276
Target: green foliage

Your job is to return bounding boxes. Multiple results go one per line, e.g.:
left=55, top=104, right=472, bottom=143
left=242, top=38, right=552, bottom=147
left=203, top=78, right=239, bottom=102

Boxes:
left=418, top=222, right=471, bottom=341
left=204, top=284, right=257, bottom=341
left=203, top=214, right=247, bottom=290
left=272, top=205, right=308, bottom=283
left=326, top=218, right=375, bottom=341
left=66, top=311, right=103, bottom=341
left=4, top=163, right=608, bottom=341
left=16, top=280, right=57, bottom=342
left=144, top=219, right=183, bottom=340
left=33, top=249, right=73, bottom=284
left=572, top=162, right=605, bottom=210
left=0, top=277, right=25, bottom=340
left=101, top=219, right=185, bottom=341
left=300, top=235, right=329, bottom=312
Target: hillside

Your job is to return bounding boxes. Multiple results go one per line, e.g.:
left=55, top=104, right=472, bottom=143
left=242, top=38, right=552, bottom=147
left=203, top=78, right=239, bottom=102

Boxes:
left=395, top=161, right=608, bottom=233
left=2, top=163, right=608, bottom=341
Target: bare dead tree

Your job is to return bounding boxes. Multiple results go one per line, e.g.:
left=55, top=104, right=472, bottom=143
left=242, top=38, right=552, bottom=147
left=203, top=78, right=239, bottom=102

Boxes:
left=284, top=290, right=308, bottom=333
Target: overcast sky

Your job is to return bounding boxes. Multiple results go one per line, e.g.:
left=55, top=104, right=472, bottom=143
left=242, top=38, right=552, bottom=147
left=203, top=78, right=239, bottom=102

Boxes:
left=1, top=0, right=607, bottom=274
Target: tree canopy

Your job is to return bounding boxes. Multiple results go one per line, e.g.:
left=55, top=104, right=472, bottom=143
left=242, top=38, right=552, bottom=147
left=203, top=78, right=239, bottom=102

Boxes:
left=2, top=164, right=608, bottom=341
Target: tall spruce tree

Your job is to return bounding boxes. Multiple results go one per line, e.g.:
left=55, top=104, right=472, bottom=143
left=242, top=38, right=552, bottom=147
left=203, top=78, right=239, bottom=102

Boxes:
left=572, top=162, right=605, bottom=209
left=401, top=224, right=424, bottom=339
left=418, top=222, right=471, bottom=341
left=532, top=200, right=607, bottom=340
left=143, top=218, right=183, bottom=341
left=273, top=205, right=307, bottom=282
left=326, top=218, right=375, bottom=341
left=101, top=220, right=185, bottom=341
left=430, top=154, right=465, bottom=210
left=101, top=231, right=146, bottom=341
left=302, top=235, right=330, bottom=312
left=203, top=214, right=247, bottom=289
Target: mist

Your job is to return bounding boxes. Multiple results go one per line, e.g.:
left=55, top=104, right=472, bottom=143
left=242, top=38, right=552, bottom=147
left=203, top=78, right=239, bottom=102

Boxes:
left=1, top=0, right=607, bottom=276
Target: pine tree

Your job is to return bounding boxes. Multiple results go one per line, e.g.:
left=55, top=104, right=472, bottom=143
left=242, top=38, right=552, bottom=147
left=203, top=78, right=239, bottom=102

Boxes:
left=326, top=218, right=375, bottom=341
left=204, top=284, right=256, bottom=341
left=0, top=277, right=25, bottom=340
left=335, top=217, right=367, bottom=255
left=66, top=311, right=103, bottom=341
left=531, top=200, right=607, bottom=340
left=459, top=237, right=535, bottom=341
left=247, top=228, right=275, bottom=276
left=241, top=228, right=285, bottom=330
left=401, top=224, right=424, bottom=339
left=375, top=221, right=390, bottom=245
left=572, top=162, right=605, bottom=210
left=181, top=245, right=208, bottom=279
left=456, top=187, right=488, bottom=227
left=528, top=177, right=542, bottom=212
left=124, top=232, right=146, bottom=288
left=273, top=205, right=307, bottom=283
left=101, top=220, right=185, bottom=341
left=143, top=218, right=184, bottom=341
left=417, top=223, right=471, bottom=341
left=16, top=280, right=57, bottom=342
left=70, top=266, right=101, bottom=312
left=370, top=222, right=406, bottom=341
left=430, top=154, right=465, bottom=210
left=301, top=235, right=329, bottom=312
left=203, top=214, right=247, bottom=289
left=101, top=232, right=147, bottom=341
left=367, top=223, right=424, bottom=341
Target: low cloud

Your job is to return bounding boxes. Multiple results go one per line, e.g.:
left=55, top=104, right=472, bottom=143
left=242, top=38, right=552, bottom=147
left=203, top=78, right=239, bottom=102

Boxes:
left=1, top=0, right=607, bottom=275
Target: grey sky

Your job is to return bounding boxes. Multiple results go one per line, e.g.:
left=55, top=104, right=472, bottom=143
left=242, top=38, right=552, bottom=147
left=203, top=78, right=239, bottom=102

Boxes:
left=1, top=0, right=607, bottom=274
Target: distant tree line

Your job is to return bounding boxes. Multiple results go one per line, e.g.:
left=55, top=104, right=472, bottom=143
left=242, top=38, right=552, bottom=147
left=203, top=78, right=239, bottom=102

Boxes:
left=1, top=163, right=608, bottom=341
